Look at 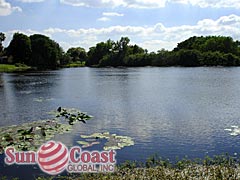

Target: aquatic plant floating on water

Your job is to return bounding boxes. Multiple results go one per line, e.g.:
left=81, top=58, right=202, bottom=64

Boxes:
left=224, top=125, right=240, bottom=136
left=52, top=107, right=93, bottom=125
left=0, top=107, right=93, bottom=154
left=78, top=132, right=134, bottom=150
left=0, top=120, right=72, bottom=153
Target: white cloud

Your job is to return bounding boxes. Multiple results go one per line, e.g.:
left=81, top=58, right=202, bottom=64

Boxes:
left=0, top=0, right=22, bottom=16
left=59, top=0, right=123, bottom=8
left=98, top=12, right=124, bottom=22
left=97, top=17, right=111, bottom=21
left=59, top=0, right=167, bottom=8
left=139, top=40, right=176, bottom=52
left=17, top=0, right=45, bottom=2
left=103, top=12, right=124, bottom=17
left=11, top=0, right=240, bottom=9
left=3, top=15, right=240, bottom=52
left=124, top=0, right=166, bottom=8
left=187, top=0, right=240, bottom=9
left=59, top=0, right=240, bottom=9
left=4, top=0, right=240, bottom=9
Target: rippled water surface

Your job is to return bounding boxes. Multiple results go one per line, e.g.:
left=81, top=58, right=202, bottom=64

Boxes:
left=1, top=67, right=240, bottom=177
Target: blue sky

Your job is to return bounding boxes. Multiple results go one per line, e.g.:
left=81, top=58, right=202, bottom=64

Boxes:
left=1, top=0, right=240, bottom=52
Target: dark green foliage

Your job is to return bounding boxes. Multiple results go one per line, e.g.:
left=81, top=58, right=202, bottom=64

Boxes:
left=78, top=35, right=240, bottom=68
left=6, top=33, right=32, bottom=64
left=30, top=34, right=63, bottom=69
left=177, top=49, right=201, bottom=67
left=6, top=33, right=63, bottom=69
left=0, top=32, right=5, bottom=42
left=5, top=34, right=240, bottom=68
left=86, top=39, right=114, bottom=66
left=0, top=32, right=5, bottom=54
left=87, top=37, right=150, bottom=67
left=67, top=47, right=87, bottom=62
left=153, top=36, right=240, bottom=67
left=107, top=37, right=131, bottom=66
left=151, top=50, right=178, bottom=66
left=123, top=53, right=149, bottom=66
left=175, top=36, right=239, bottom=55
left=60, top=53, right=71, bottom=65
left=199, top=52, right=240, bottom=66
left=122, top=41, right=149, bottom=66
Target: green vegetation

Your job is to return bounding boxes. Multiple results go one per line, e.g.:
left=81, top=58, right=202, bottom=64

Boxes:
left=2, top=32, right=64, bottom=70
left=6, top=33, right=32, bottom=64
left=0, top=63, right=31, bottom=72
left=63, top=61, right=85, bottom=68
left=62, top=47, right=86, bottom=67
left=86, top=36, right=240, bottom=67
left=1, top=154, right=237, bottom=180
left=86, top=37, right=148, bottom=67
left=29, top=34, right=64, bottom=69
left=1, top=31, right=240, bottom=70
left=0, top=107, right=92, bottom=153
left=79, top=132, right=134, bottom=150
left=66, top=47, right=87, bottom=62
left=0, top=32, right=6, bottom=55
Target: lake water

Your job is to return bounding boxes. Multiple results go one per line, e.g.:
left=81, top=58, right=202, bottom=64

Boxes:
left=0, top=67, right=240, bottom=178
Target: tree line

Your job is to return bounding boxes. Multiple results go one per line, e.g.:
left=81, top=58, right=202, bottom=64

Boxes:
left=0, top=32, right=240, bottom=69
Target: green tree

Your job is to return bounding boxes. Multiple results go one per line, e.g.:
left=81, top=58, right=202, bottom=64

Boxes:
left=0, top=32, right=6, bottom=54
left=30, top=34, right=63, bottom=69
left=123, top=44, right=148, bottom=66
left=87, top=39, right=114, bottom=66
left=123, top=53, right=149, bottom=66
left=128, top=44, right=145, bottom=54
left=177, top=49, right=201, bottom=67
left=87, top=35, right=240, bottom=67
left=60, top=53, right=71, bottom=66
left=175, top=36, right=239, bottom=55
left=151, top=49, right=179, bottom=66
left=7, top=32, right=31, bottom=64
left=92, top=37, right=147, bottom=67
left=0, top=32, right=5, bottom=42
left=67, top=47, right=87, bottom=62
left=104, top=37, right=131, bottom=66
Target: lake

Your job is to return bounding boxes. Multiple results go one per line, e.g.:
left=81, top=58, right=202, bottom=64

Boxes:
left=0, top=67, right=240, bottom=177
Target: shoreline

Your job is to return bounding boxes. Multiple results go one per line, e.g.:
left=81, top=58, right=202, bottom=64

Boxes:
left=1, top=63, right=240, bottom=73
left=0, top=64, right=31, bottom=73
left=1, top=155, right=239, bottom=179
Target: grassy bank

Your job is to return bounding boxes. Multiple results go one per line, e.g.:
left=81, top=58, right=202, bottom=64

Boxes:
left=2, top=155, right=238, bottom=180
left=64, top=155, right=239, bottom=180
left=58, top=165, right=239, bottom=180
left=0, top=64, right=31, bottom=72
left=63, top=61, right=85, bottom=68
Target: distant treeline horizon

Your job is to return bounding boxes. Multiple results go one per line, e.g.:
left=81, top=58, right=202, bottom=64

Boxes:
left=0, top=32, right=240, bottom=69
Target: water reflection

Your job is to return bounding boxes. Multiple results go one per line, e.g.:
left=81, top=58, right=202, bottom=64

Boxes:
left=0, top=74, right=3, bottom=87
left=0, top=67, right=240, bottom=164
left=0, top=71, right=62, bottom=126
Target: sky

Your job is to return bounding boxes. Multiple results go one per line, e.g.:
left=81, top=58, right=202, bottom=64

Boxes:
left=1, top=0, right=240, bottom=52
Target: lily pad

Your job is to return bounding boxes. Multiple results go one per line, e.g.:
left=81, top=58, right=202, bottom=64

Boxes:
left=79, top=132, right=134, bottom=150
left=48, top=107, right=93, bottom=125
left=77, top=141, right=90, bottom=145
left=77, top=141, right=100, bottom=148
left=0, top=120, right=73, bottom=153
left=0, top=107, right=92, bottom=154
